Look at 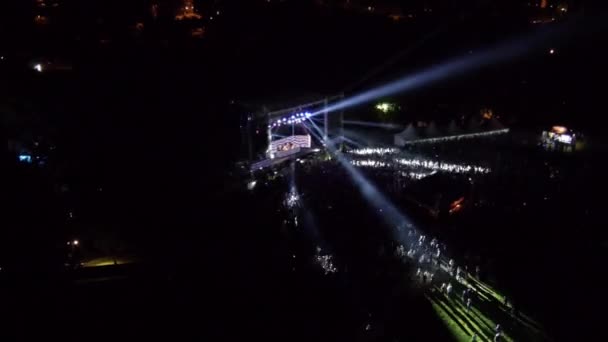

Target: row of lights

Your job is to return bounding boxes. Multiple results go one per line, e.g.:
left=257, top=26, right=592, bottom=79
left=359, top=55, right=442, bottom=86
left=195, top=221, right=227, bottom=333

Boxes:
left=268, top=112, right=312, bottom=128
left=401, top=128, right=510, bottom=145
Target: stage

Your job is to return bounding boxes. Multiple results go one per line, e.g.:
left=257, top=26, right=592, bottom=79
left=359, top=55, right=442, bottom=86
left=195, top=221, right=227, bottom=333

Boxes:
left=250, top=148, right=319, bottom=171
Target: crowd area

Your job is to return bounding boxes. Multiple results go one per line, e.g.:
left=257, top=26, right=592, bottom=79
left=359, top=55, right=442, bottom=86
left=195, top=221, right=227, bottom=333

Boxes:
left=396, top=227, right=546, bottom=342
left=245, top=131, right=604, bottom=341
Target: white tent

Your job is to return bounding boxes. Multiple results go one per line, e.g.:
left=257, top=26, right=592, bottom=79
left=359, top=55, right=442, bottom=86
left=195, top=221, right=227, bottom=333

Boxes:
left=394, top=123, right=418, bottom=146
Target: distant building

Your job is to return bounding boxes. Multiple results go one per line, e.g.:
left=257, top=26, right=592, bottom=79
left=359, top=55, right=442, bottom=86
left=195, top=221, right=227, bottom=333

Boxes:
left=175, top=0, right=202, bottom=21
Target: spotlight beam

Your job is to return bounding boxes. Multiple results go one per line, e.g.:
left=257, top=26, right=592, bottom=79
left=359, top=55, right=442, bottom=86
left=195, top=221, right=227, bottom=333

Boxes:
left=343, top=120, right=404, bottom=130
left=302, top=119, right=412, bottom=244
left=342, top=136, right=366, bottom=148
left=342, top=128, right=389, bottom=147
left=313, top=29, right=556, bottom=116
left=303, top=120, right=325, bottom=144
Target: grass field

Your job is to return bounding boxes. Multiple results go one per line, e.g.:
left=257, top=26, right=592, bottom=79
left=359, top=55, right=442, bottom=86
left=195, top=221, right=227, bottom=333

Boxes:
left=426, top=276, right=549, bottom=342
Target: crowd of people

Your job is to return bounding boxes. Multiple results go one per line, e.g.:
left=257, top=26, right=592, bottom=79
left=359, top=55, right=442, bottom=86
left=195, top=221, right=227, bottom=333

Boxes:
left=397, top=226, right=518, bottom=341
left=249, top=138, right=558, bottom=341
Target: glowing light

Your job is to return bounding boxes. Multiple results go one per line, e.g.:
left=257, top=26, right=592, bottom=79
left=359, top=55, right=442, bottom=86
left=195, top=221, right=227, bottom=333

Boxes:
left=247, top=180, right=257, bottom=190
left=73, top=240, right=79, bottom=246
left=34, top=64, right=43, bottom=72
left=315, top=247, right=337, bottom=275
left=375, top=102, right=394, bottom=113
left=556, top=134, right=573, bottom=144
left=18, top=154, right=33, bottom=163
left=352, top=159, right=390, bottom=168
left=449, top=197, right=465, bottom=214
left=285, top=189, right=300, bottom=209
left=403, top=171, right=436, bottom=180
left=549, top=49, right=555, bottom=54
left=551, top=126, right=567, bottom=134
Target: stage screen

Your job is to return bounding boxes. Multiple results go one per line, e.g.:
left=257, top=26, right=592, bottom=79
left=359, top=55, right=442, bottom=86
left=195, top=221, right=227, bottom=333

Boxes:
left=270, top=135, right=311, bottom=157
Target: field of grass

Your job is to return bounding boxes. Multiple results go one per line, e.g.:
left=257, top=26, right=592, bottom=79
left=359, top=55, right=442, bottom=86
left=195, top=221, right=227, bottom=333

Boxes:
left=426, top=276, right=549, bottom=342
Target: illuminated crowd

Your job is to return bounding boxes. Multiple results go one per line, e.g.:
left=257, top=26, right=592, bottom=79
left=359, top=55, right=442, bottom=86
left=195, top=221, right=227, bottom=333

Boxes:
left=349, top=147, right=399, bottom=156
left=396, top=157, right=490, bottom=174
left=397, top=226, right=514, bottom=342
left=249, top=129, right=557, bottom=341
left=314, top=246, right=338, bottom=275
left=349, top=156, right=490, bottom=175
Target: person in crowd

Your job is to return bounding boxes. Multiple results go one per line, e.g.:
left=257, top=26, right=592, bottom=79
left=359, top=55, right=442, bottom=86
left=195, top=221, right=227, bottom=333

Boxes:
left=470, top=333, right=477, bottom=342
left=440, top=282, right=446, bottom=293
left=446, top=283, right=453, bottom=297
left=466, top=297, right=472, bottom=313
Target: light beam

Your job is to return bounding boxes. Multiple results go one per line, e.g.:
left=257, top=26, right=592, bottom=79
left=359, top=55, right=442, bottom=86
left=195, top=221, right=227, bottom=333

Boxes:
left=302, top=119, right=414, bottom=245
left=344, top=120, right=404, bottom=130
left=312, top=29, right=555, bottom=116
